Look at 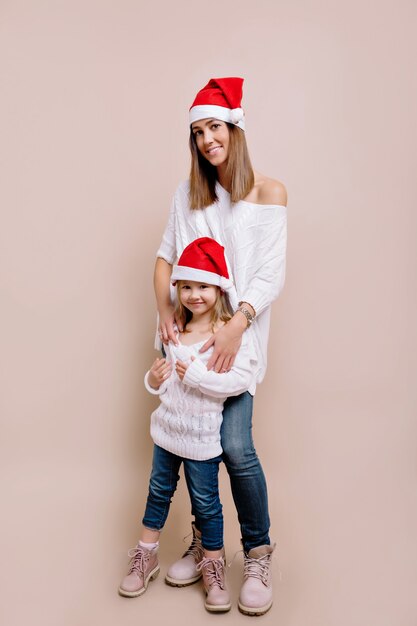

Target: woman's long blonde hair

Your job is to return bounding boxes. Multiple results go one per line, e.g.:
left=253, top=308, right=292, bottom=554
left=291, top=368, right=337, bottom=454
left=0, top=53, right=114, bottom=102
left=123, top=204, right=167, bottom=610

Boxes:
left=175, top=282, right=233, bottom=333
left=189, top=123, right=254, bottom=210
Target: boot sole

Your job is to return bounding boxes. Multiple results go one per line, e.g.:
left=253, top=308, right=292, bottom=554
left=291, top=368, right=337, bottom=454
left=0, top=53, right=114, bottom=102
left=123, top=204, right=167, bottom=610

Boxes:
left=238, top=599, right=273, bottom=616
left=205, top=601, right=232, bottom=613
left=165, top=572, right=202, bottom=587
left=118, top=565, right=160, bottom=597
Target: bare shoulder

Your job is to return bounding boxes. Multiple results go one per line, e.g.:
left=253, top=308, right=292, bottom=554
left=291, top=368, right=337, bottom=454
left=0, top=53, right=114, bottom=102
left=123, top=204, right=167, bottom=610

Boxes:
left=257, top=175, right=287, bottom=206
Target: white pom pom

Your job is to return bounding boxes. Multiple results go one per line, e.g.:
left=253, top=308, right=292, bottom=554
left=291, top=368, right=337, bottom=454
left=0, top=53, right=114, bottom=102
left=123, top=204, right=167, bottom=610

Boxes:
left=230, top=108, right=244, bottom=124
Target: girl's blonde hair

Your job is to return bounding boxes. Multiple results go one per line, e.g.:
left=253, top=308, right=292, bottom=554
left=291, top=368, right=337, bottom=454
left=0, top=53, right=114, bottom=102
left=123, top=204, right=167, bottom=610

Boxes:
left=189, top=123, right=255, bottom=210
left=175, top=282, right=233, bottom=333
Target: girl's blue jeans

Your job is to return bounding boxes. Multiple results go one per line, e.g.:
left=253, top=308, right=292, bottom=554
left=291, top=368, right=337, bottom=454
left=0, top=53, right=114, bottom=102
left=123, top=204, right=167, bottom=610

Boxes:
left=142, top=444, right=223, bottom=551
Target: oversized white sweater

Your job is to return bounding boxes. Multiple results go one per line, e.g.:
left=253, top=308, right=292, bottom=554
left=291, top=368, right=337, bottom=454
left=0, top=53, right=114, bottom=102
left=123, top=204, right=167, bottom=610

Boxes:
left=145, top=334, right=257, bottom=461
left=156, top=181, right=287, bottom=394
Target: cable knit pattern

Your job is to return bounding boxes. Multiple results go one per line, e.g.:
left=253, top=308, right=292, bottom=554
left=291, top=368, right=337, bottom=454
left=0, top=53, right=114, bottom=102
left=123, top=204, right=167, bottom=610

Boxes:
left=156, top=180, right=287, bottom=391
left=146, top=336, right=256, bottom=461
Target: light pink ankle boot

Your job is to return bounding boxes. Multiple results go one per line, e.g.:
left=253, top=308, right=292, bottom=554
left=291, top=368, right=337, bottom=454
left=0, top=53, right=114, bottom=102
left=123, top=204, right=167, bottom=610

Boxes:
left=165, top=523, right=204, bottom=586
left=118, top=544, right=160, bottom=597
left=238, top=544, right=275, bottom=615
left=197, top=555, right=231, bottom=613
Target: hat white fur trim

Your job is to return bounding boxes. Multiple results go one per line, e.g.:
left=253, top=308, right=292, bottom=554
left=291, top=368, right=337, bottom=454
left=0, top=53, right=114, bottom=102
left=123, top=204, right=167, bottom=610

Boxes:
left=171, top=266, right=223, bottom=286
left=189, top=105, right=245, bottom=130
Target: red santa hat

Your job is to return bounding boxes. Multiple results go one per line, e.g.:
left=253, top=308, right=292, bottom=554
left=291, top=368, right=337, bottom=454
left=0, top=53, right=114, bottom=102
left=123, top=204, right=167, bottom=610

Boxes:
left=171, top=237, right=239, bottom=310
left=189, top=77, right=245, bottom=130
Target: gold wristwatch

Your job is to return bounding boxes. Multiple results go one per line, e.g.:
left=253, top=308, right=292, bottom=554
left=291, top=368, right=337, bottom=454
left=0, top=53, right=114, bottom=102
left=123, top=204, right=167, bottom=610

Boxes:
left=237, top=302, right=255, bottom=327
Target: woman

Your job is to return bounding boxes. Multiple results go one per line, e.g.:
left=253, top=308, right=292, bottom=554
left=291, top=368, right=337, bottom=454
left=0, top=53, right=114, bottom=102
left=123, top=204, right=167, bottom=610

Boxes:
left=154, top=77, right=287, bottom=616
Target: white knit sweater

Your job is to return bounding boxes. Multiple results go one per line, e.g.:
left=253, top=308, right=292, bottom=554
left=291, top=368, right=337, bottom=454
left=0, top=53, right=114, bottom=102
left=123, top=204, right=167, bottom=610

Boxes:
left=145, top=334, right=257, bottom=461
left=156, top=180, right=287, bottom=394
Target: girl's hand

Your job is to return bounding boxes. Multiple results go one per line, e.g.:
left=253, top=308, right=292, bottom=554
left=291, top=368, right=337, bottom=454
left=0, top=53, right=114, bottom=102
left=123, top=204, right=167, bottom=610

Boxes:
left=158, top=304, right=181, bottom=345
left=175, top=357, right=194, bottom=381
left=199, top=316, right=246, bottom=372
left=148, top=357, right=172, bottom=389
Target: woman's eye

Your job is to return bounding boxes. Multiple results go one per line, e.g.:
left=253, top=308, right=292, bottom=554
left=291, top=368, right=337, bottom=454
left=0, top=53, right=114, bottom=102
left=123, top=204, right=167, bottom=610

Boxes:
left=212, top=124, right=220, bottom=129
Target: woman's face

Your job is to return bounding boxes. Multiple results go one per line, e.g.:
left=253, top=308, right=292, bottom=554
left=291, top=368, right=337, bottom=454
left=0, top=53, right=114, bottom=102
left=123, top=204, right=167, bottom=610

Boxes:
left=191, top=118, right=230, bottom=167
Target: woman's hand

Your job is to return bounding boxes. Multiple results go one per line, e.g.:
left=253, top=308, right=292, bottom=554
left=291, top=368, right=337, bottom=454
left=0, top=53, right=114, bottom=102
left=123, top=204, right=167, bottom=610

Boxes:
left=154, top=257, right=181, bottom=344
left=148, top=357, right=172, bottom=389
left=199, top=315, right=246, bottom=372
left=175, top=357, right=194, bottom=381
left=158, top=304, right=181, bottom=345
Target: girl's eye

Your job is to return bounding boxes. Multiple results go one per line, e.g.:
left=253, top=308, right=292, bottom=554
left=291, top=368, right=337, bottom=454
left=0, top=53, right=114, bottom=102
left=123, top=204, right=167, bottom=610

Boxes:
left=181, top=285, right=191, bottom=290
left=193, top=130, right=202, bottom=136
left=212, top=124, right=220, bottom=130
left=200, top=285, right=208, bottom=289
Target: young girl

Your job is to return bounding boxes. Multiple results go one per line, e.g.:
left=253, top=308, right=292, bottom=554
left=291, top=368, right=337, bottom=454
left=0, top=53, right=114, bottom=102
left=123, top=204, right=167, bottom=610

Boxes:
left=119, top=237, right=257, bottom=613
left=155, top=77, right=287, bottom=615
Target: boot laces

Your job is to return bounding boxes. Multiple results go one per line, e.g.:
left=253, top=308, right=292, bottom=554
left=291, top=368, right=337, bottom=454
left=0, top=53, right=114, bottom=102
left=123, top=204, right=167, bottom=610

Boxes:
left=196, top=557, right=226, bottom=590
left=182, top=531, right=203, bottom=560
left=126, top=546, right=150, bottom=576
left=243, top=553, right=271, bottom=585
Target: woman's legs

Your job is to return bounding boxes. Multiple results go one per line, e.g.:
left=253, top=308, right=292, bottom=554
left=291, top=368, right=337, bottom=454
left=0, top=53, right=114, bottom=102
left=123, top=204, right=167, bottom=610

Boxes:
left=220, top=391, right=271, bottom=552
left=220, top=392, right=275, bottom=615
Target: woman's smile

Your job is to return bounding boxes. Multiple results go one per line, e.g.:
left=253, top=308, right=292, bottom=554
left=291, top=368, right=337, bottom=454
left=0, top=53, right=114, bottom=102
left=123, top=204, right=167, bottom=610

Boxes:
left=206, top=145, right=223, bottom=155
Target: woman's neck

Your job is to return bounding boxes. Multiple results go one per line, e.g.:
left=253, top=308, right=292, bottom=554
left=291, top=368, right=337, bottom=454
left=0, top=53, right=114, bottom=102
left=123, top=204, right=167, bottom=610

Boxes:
left=216, top=163, right=231, bottom=192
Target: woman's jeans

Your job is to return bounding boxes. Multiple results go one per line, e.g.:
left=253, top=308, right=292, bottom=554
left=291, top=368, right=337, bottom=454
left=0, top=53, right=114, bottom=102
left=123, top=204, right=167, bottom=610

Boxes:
left=195, top=392, right=271, bottom=552
left=142, top=444, right=223, bottom=551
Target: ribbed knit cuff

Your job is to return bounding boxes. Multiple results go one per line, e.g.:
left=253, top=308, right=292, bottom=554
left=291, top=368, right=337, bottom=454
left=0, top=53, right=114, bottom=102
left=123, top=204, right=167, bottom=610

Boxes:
left=182, top=358, right=207, bottom=388
left=144, top=371, right=167, bottom=395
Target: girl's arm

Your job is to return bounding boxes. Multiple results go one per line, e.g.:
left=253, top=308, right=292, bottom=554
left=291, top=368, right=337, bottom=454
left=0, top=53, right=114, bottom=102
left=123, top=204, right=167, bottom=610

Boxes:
left=144, top=357, right=172, bottom=395
left=177, top=337, right=256, bottom=398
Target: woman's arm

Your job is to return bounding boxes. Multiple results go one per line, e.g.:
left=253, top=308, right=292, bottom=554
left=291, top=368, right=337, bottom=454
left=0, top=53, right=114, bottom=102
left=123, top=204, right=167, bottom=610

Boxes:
left=178, top=338, right=256, bottom=398
left=154, top=257, right=181, bottom=344
left=238, top=177, right=287, bottom=317
left=199, top=312, right=248, bottom=373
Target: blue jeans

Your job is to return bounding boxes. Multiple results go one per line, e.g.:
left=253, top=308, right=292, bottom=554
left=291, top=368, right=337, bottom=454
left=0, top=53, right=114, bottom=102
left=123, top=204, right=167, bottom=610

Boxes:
left=195, top=392, right=271, bottom=552
left=142, top=444, right=223, bottom=551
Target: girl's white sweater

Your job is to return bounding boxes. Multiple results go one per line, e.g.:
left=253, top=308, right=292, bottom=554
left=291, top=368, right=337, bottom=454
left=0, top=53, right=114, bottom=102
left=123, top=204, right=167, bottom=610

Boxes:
left=155, top=180, right=287, bottom=394
left=145, top=334, right=257, bottom=461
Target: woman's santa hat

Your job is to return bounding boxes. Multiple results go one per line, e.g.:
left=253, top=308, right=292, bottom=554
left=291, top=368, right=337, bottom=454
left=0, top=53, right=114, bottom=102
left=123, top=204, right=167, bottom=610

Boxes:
left=171, top=237, right=239, bottom=311
left=189, top=77, right=245, bottom=131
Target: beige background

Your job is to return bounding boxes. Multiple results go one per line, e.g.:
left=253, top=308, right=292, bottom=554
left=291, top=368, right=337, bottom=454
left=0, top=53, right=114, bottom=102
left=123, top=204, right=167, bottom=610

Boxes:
left=1, top=1, right=416, bottom=625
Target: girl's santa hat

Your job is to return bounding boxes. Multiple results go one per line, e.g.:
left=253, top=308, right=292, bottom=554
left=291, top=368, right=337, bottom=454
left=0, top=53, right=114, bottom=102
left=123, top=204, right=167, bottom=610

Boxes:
left=171, top=237, right=239, bottom=311
left=189, top=77, right=245, bottom=130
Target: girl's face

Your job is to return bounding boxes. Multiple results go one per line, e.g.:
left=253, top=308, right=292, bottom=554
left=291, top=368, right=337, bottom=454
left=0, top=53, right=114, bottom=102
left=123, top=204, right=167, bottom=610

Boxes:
left=191, top=118, right=230, bottom=167
left=179, top=281, right=218, bottom=315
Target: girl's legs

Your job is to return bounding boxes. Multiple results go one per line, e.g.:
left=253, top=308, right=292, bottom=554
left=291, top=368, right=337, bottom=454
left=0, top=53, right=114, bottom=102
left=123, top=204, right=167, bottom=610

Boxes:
left=142, top=444, right=183, bottom=531
left=182, top=455, right=223, bottom=553
left=183, top=455, right=231, bottom=613
left=119, top=445, right=182, bottom=598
